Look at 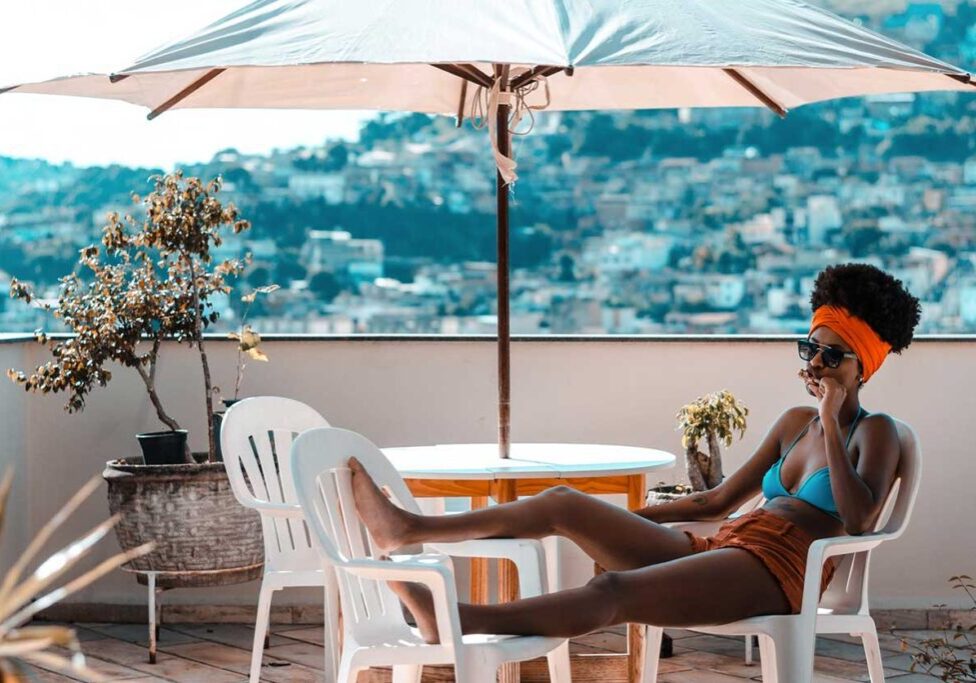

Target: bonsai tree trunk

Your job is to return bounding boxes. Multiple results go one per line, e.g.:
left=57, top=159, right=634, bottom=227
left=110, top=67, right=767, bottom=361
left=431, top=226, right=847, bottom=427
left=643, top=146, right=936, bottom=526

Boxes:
left=134, top=340, right=191, bottom=462
left=188, top=258, right=217, bottom=463
left=685, top=444, right=709, bottom=492
left=705, top=430, right=724, bottom=489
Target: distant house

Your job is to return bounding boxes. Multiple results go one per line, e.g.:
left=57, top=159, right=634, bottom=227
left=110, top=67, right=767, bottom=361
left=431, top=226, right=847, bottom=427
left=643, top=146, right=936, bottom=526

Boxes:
left=583, top=231, right=673, bottom=275
left=300, top=230, right=384, bottom=283
left=288, top=173, right=346, bottom=204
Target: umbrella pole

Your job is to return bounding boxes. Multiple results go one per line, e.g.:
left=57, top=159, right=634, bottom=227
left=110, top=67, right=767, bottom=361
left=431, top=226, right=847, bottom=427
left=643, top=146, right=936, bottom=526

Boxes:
left=496, top=66, right=511, bottom=460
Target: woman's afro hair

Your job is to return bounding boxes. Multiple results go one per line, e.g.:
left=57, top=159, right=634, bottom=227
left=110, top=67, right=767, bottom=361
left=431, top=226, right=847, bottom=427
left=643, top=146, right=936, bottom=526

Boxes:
left=810, top=263, right=921, bottom=354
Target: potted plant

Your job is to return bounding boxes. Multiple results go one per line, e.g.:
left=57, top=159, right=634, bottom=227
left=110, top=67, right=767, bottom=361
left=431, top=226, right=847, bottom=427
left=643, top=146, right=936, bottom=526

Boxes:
left=6, top=172, right=264, bottom=588
left=647, top=389, right=748, bottom=504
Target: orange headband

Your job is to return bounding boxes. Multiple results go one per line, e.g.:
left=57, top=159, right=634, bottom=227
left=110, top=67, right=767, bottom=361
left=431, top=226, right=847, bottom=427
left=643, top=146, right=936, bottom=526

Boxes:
left=810, top=305, right=891, bottom=383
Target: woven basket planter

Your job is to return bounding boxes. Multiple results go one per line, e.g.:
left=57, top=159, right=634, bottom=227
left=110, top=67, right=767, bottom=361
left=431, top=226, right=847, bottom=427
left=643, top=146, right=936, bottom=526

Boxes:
left=103, top=458, right=264, bottom=589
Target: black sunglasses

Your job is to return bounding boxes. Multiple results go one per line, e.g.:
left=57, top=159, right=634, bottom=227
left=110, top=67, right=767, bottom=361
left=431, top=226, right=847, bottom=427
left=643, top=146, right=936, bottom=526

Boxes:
left=797, top=339, right=858, bottom=369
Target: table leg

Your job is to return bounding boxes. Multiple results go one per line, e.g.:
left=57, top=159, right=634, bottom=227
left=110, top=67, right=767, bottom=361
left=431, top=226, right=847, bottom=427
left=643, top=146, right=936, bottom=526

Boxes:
left=627, top=474, right=646, bottom=683
left=469, top=496, right=490, bottom=604
left=493, top=480, right=519, bottom=683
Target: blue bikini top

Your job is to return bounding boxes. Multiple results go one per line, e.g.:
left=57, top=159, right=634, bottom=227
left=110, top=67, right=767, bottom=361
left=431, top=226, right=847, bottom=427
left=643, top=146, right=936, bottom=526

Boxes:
left=761, top=406, right=866, bottom=520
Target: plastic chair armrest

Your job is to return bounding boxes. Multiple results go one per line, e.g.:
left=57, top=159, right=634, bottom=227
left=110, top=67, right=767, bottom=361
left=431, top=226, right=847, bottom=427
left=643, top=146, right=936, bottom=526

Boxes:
left=798, top=533, right=890, bottom=615
left=248, top=501, right=305, bottom=518
left=426, top=538, right=548, bottom=597
left=342, top=553, right=461, bottom=646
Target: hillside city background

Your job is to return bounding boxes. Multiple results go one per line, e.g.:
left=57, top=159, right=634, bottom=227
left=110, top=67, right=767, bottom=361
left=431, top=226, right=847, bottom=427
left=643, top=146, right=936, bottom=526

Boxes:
left=3, top=1, right=976, bottom=336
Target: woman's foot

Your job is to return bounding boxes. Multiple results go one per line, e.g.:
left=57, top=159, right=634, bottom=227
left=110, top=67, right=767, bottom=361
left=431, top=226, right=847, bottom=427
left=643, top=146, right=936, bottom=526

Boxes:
left=388, top=580, right=440, bottom=644
left=348, top=457, right=416, bottom=554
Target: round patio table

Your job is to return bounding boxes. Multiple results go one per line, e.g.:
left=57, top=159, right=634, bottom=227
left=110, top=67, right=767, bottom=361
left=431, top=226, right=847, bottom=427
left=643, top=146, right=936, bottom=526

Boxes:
left=381, top=442, right=676, bottom=683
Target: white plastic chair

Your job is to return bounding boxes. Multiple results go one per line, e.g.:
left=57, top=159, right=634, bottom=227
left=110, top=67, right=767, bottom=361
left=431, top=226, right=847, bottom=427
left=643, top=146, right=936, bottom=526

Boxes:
left=291, top=426, right=572, bottom=683
left=642, top=419, right=922, bottom=683
left=220, top=396, right=333, bottom=683
left=661, top=492, right=766, bottom=665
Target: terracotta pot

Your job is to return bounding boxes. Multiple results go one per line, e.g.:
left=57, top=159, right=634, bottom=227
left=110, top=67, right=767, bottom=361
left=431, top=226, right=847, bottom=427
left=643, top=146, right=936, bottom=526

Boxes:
left=103, top=458, right=263, bottom=589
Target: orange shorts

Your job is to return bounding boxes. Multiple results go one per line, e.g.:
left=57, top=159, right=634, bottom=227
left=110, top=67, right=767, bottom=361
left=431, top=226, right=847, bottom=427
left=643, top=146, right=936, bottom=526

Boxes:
left=684, top=508, right=836, bottom=614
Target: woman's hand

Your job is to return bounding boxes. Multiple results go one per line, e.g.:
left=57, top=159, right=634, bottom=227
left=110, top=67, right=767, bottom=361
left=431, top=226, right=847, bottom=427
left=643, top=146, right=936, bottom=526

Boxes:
left=816, top=377, right=847, bottom=423
left=799, top=369, right=847, bottom=423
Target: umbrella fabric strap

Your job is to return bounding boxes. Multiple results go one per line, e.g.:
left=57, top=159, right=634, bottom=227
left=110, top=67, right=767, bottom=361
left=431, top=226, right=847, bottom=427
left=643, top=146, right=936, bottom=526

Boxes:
left=487, top=79, right=519, bottom=184
left=472, top=71, right=551, bottom=185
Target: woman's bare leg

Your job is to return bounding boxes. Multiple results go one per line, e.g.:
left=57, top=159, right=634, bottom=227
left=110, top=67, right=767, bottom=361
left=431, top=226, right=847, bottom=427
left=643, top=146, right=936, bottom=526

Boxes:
left=349, top=457, right=695, bottom=571
left=392, top=548, right=791, bottom=643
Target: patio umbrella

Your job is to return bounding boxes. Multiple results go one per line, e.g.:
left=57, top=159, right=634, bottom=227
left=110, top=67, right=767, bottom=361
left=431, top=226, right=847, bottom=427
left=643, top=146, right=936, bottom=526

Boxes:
left=3, top=0, right=975, bottom=460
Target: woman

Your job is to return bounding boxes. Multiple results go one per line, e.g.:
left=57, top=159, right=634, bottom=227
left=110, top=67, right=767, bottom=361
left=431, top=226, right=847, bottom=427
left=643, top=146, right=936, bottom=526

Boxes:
left=350, top=263, right=920, bottom=643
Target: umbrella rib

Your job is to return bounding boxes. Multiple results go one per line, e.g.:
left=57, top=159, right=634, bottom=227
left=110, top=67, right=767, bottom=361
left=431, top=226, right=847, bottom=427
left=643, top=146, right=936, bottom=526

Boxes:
left=109, top=74, right=130, bottom=84
left=510, top=65, right=567, bottom=89
left=0, top=86, right=16, bottom=95
left=456, top=78, right=468, bottom=128
left=146, top=68, right=225, bottom=121
left=947, top=73, right=976, bottom=86
left=432, top=64, right=493, bottom=88
left=723, top=68, right=787, bottom=118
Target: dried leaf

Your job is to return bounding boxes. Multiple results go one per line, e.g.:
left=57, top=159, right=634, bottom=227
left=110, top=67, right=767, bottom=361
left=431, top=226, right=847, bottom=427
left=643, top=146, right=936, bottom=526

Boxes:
left=246, top=348, right=269, bottom=362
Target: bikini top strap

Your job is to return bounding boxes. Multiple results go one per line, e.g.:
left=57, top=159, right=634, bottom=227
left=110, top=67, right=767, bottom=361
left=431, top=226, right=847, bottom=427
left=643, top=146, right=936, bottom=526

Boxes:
left=780, top=414, right=819, bottom=460
left=782, top=405, right=867, bottom=462
left=844, top=405, right=867, bottom=449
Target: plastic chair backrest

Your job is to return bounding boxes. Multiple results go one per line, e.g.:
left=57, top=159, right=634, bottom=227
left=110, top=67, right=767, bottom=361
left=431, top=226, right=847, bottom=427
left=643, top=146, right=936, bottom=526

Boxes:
left=290, top=427, right=423, bottom=636
left=820, top=418, right=921, bottom=613
left=221, top=396, right=330, bottom=566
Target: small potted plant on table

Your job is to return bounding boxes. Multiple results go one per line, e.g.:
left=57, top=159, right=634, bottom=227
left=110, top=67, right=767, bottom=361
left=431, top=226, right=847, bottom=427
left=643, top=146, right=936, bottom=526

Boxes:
left=7, top=172, right=264, bottom=590
left=647, top=389, right=748, bottom=503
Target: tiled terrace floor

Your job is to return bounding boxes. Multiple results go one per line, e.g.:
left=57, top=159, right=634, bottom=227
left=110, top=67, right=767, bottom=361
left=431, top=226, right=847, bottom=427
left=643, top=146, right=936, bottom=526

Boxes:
left=22, top=622, right=943, bottom=682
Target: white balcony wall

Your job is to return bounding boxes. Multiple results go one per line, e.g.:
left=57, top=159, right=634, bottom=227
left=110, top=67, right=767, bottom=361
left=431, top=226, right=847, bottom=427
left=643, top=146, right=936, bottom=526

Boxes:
left=0, top=335, right=973, bottom=611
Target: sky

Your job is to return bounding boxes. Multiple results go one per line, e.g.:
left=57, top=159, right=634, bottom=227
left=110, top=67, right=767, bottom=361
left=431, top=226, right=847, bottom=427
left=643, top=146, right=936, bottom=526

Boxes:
left=0, top=1, right=374, bottom=169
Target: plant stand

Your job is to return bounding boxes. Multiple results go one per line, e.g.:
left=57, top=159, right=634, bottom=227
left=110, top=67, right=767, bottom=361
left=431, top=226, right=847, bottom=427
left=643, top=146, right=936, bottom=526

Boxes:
left=144, top=572, right=162, bottom=664
left=135, top=568, right=269, bottom=664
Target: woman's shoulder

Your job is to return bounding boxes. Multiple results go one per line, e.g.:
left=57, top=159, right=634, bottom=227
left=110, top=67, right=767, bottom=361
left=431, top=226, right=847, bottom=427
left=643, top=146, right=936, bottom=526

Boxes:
left=857, top=411, right=900, bottom=439
left=780, top=405, right=819, bottom=424
left=772, top=406, right=820, bottom=442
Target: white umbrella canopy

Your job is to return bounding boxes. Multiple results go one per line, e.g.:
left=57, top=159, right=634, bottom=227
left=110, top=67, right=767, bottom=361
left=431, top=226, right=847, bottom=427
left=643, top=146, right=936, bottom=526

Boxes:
left=5, top=0, right=974, bottom=115
left=3, top=0, right=974, bottom=463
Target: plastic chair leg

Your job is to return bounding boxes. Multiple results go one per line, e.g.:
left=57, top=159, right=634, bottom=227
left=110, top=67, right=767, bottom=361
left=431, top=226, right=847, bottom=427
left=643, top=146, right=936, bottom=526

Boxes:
left=758, top=634, right=778, bottom=683
left=546, top=640, right=571, bottom=682
left=641, top=626, right=664, bottom=682
left=337, top=659, right=363, bottom=683
left=859, top=627, right=886, bottom=683
left=249, top=583, right=275, bottom=683
left=392, top=664, right=422, bottom=683
left=765, top=626, right=815, bottom=683
left=323, top=566, right=341, bottom=683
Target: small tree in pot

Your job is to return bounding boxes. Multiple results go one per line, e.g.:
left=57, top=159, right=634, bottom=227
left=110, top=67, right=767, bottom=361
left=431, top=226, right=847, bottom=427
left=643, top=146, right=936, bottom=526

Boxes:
left=648, top=389, right=749, bottom=503
left=7, top=172, right=264, bottom=590
left=8, top=171, right=249, bottom=464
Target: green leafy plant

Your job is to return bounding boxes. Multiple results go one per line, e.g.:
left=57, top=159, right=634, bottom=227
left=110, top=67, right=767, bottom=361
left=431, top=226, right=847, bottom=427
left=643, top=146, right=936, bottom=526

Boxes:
left=0, top=469, right=152, bottom=679
left=7, top=172, right=250, bottom=462
left=899, top=575, right=976, bottom=682
left=676, top=389, right=748, bottom=491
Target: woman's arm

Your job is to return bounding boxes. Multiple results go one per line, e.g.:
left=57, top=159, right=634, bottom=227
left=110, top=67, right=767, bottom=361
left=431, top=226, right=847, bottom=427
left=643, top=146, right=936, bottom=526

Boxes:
left=824, top=412, right=900, bottom=535
left=811, top=377, right=901, bottom=535
left=635, top=407, right=808, bottom=524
